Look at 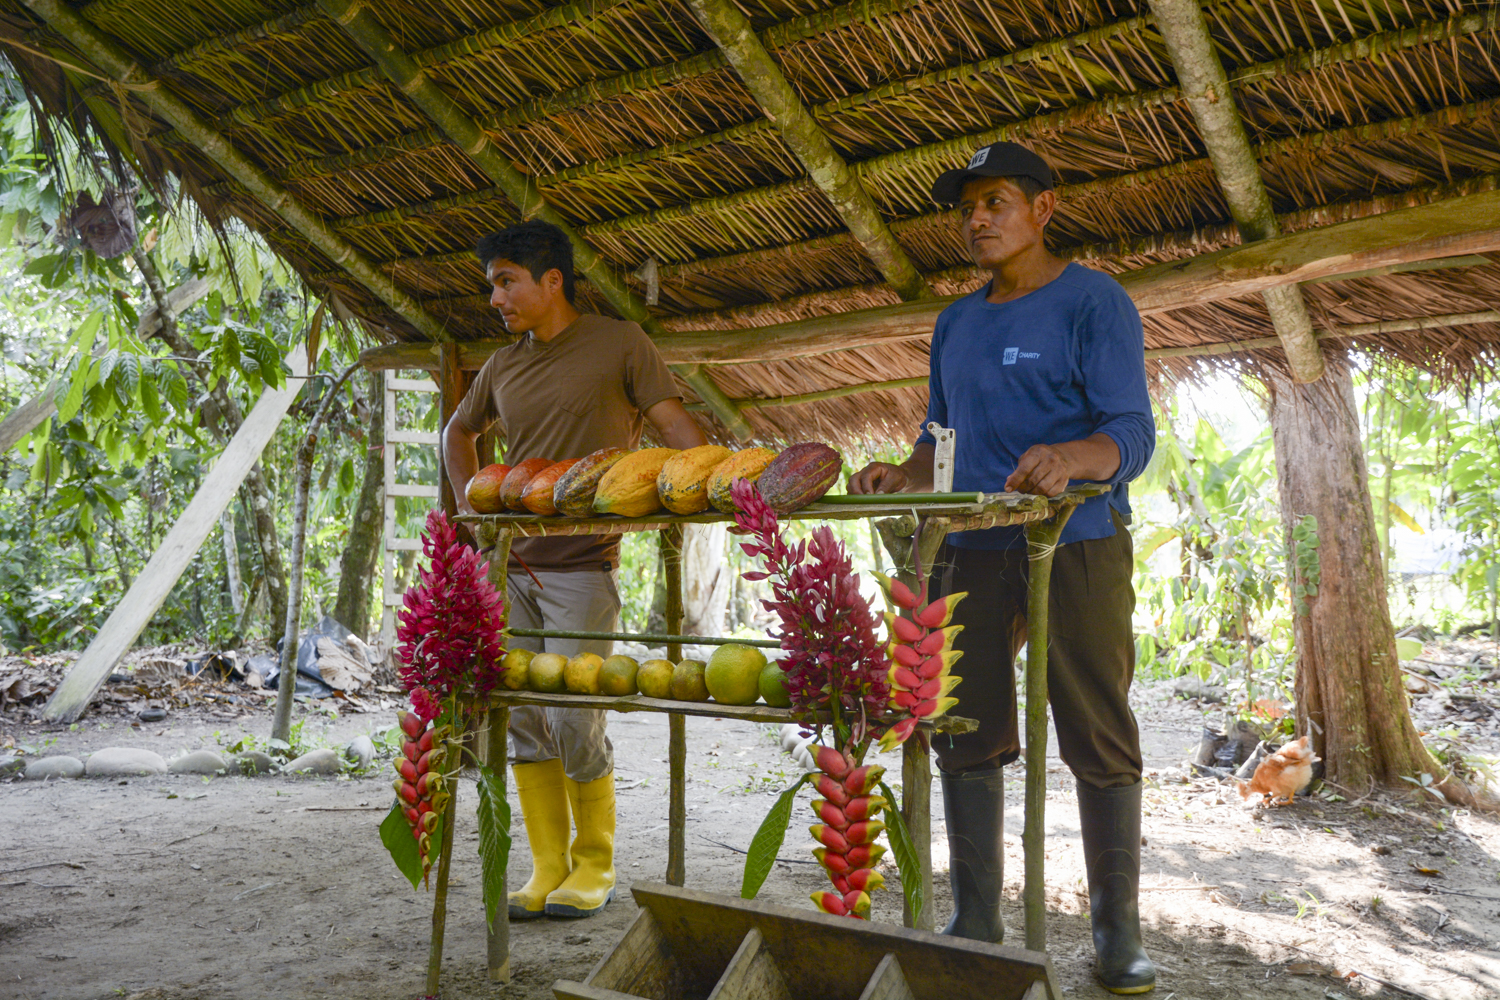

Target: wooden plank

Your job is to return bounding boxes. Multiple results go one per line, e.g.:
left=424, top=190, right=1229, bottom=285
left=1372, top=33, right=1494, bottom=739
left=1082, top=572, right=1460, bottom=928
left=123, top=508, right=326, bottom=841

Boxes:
left=630, top=883, right=1060, bottom=1000
left=551, top=983, right=650, bottom=1000
left=584, top=907, right=671, bottom=995
left=437, top=342, right=462, bottom=519
left=0, top=384, right=57, bottom=455
left=388, top=377, right=438, bottom=392
left=707, top=927, right=794, bottom=1000
left=42, top=345, right=309, bottom=723
left=857, top=954, right=917, bottom=1000
left=388, top=483, right=440, bottom=498
left=388, top=429, right=440, bottom=445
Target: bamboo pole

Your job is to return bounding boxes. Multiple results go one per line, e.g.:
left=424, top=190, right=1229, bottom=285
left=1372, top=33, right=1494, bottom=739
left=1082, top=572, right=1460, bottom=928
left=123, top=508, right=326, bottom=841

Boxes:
left=480, top=524, right=513, bottom=984
left=1149, top=0, right=1324, bottom=383
left=15, top=0, right=452, bottom=344
left=1021, top=505, right=1076, bottom=953
left=427, top=775, right=460, bottom=996
left=510, top=628, right=778, bottom=647
left=316, top=0, right=752, bottom=441
left=661, top=525, right=688, bottom=887
left=684, top=0, right=930, bottom=301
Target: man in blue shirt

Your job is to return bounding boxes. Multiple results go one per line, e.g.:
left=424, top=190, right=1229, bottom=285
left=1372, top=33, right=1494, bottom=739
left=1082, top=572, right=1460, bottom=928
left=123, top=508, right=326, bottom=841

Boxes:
left=851, top=142, right=1156, bottom=994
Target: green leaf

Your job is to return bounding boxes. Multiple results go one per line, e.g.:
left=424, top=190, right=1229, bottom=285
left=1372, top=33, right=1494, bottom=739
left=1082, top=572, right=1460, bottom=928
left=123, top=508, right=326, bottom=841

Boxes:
left=741, top=773, right=810, bottom=899
left=159, top=366, right=189, bottom=414
left=879, top=780, right=923, bottom=925
left=57, top=357, right=92, bottom=423
left=475, top=763, right=512, bottom=930
left=380, top=800, right=424, bottom=890
left=139, top=375, right=164, bottom=424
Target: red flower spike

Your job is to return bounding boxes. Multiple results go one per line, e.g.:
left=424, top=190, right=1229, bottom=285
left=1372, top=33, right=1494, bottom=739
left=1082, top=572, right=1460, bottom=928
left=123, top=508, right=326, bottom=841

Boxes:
left=846, top=869, right=885, bottom=893
left=890, top=644, right=922, bottom=668
left=844, top=795, right=887, bottom=823
left=843, top=764, right=885, bottom=795
left=812, top=847, right=850, bottom=875
left=893, top=667, right=923, bottom=689
left=846, top=843, right=886, bottom=868
left=811, top=824, right=850, bottom=854
left=395, top=511, right=507, bottom=704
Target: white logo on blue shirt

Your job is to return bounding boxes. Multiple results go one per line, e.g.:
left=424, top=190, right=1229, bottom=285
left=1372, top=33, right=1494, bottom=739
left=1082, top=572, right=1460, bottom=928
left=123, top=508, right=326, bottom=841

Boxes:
left=1003, top=347, right=1018, bottom=365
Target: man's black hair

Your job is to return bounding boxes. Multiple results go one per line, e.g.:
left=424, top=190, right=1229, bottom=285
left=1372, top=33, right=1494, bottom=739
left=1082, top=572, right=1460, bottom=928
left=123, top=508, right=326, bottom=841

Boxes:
left=475, top=220, right=575, bottom=304
left=1004, top=175, right=1047, bottom=203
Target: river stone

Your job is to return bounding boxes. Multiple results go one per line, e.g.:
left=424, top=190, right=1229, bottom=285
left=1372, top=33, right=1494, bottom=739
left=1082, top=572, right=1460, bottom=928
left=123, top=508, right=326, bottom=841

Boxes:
left=283, top=748, right=341, bottom=776
left=169, top=750, right=227, bottom=775
left=86, top=747, right=168, bottom=777
left=230, top=751, right=278, bottom=775
left=25, top=755, right=84, bottom=780
left=344, top=735, right=375, bottom=770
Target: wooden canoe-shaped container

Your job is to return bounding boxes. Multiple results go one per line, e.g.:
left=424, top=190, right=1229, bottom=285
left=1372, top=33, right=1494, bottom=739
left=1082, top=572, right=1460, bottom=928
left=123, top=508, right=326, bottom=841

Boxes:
left=554, top=883, right=1059, bottom=1000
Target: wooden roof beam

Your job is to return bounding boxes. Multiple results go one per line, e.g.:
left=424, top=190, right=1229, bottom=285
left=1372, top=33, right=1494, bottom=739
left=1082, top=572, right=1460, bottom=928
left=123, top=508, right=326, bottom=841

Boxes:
left=1149, top=0, right=1324, bottom=382
left=683, top=0, right=929, bottom=301
left=315, top=89, right=1500, bottom=298
left=221, top=7, right=1494, bottom=236
left=314, top=0, right=753, bottom=442
left=359, top=185, right=1500, bottom=370
left=178, top=0, right=930, bottom=144
left=673, top=306, right=1500, bottom=411
left=17, top=0, right=451, bottom=342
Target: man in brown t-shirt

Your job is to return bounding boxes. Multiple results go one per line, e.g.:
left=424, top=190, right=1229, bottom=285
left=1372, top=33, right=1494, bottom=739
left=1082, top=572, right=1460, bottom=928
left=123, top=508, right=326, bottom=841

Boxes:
left=445, top=220, right=707, bottom=920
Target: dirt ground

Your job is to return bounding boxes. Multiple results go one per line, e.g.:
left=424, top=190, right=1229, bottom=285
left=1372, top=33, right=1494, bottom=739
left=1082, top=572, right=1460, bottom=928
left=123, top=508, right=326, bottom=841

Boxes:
left=3, top=654, right=1499, bottom=1000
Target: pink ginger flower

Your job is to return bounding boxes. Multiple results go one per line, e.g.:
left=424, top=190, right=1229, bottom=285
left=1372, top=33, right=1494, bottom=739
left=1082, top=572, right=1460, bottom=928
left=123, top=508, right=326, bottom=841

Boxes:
left=395, top=509, right=506, bottom=702
left=731, top=480, right=889, bottom=741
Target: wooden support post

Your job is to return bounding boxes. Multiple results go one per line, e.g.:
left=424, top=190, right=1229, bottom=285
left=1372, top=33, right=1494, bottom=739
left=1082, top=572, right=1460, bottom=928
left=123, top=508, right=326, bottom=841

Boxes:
left=900, top=729, right=934, bottom=931
left=480, top=523, right=513, bottom=983
left=661, top=524, right=687, bottom=886
left=874, top=513, right=948, bottom=930
left=1020, top=506, right=1076, bottom=953
left=437, top=342, right=462, bottom=519
left=427, top=774, right=460, bottom=997
left=42, top=346, right=308, bottom=723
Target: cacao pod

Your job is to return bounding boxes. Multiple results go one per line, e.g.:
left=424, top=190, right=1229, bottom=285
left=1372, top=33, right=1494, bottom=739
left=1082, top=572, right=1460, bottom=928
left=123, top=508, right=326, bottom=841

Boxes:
left=499, top=458, right=554, bottom=511
left=464, top=464, right=512, bottom=514
left=756, top=442, right=842, bottom=513
left=657, top=445, right=733, bottom=514
left=594, top=448, right=678, bottom=517
left=553, top=447, right=629, bottom=517
left=706, top=447, right=777, bottom=513
left=521, top=458, right=579, bottom=516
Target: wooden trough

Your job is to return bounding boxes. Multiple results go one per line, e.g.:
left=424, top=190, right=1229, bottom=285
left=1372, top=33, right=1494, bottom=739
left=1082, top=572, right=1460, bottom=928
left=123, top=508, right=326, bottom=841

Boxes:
left=554, top=883, right=1060, bottom=1000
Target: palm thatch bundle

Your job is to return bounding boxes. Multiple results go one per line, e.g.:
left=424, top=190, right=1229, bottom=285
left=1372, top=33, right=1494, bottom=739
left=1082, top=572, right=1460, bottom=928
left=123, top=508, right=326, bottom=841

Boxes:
left=1, top=0, right=1498, bottom=443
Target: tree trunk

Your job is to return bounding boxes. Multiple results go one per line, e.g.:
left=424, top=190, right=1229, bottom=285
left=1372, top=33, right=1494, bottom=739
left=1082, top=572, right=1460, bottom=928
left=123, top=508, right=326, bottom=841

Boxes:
left=680, top=523, right=728, bottom=637
left=1267, top=367, right=1443, bottom=790
left=333, top=371, right=384, bottom=639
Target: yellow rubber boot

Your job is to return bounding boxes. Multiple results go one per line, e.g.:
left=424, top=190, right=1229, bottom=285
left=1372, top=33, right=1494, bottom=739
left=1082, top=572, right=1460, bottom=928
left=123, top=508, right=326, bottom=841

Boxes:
left=545, top=773, right=616, bottom=918
left=508, top=759, right=572, bottom=920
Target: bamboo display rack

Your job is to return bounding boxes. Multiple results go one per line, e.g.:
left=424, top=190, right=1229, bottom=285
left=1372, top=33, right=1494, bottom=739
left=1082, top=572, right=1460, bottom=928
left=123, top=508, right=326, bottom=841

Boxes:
left=456, top=485, right=1105, bottom=981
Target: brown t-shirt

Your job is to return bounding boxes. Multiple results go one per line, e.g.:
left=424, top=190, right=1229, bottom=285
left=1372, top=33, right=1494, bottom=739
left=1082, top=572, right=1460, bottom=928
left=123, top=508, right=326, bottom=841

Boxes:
left=453, top=314, right=680, bottom=572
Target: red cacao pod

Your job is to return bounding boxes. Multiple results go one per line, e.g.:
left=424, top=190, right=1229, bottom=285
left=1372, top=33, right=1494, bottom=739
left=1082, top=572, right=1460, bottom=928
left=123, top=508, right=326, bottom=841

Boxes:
left=756, top=442, right=842, bottom=513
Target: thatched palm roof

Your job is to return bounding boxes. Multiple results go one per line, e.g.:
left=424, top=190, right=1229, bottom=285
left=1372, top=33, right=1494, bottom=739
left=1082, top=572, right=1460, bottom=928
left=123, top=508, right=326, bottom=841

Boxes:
left=2, top=0, right=1498, bottom=443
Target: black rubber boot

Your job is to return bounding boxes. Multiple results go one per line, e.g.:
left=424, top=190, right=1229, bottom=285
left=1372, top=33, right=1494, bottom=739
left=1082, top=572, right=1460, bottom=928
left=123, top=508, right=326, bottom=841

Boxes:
left=938, top=766, right=1006, bottom=943
left=1077, top=780, right=1156, bottom=994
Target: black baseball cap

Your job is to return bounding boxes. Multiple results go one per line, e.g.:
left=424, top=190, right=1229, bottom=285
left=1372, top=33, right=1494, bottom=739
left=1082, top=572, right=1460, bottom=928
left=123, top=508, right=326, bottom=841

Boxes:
left=930, top=141, right=1054, bottom=204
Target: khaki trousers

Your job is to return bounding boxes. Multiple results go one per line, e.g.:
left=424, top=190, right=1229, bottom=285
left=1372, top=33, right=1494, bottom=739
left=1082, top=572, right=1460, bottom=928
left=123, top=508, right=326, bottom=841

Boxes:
left=930, top=510, right=1143, bottom=789
left=506, top=569, right=620, bottom=783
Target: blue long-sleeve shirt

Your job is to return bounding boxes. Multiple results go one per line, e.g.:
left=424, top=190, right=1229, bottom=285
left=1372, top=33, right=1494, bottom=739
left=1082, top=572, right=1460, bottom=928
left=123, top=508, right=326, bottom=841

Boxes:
left=915, top=263, right=1156, bottom=549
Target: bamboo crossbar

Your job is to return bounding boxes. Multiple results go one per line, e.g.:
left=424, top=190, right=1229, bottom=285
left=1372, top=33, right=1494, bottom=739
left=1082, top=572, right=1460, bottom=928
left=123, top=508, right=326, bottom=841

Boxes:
left=481, top=689, right=979, bottom=735
left=458, top=491, right=1101, bottom=537
left=508, top=627, right=779, bottom=649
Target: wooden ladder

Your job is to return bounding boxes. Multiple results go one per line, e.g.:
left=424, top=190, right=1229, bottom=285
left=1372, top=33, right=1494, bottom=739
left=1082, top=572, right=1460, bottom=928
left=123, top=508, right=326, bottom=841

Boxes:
left=379, top=369, right=441, bottom=649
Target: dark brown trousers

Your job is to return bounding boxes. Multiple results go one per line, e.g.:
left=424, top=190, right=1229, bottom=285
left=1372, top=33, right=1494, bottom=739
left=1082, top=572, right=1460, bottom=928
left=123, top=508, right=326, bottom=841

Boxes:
left=930, top=511, right=1143, bottom=789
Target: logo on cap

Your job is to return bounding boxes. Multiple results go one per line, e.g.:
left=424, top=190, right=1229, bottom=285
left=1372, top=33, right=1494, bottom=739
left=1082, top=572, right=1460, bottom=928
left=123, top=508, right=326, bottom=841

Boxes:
left=967, top=147, right=990, bottom=169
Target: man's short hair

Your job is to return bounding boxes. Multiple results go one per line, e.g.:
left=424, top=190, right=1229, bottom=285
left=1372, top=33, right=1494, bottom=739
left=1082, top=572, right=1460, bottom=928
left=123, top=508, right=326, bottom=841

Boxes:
left=476, top=221, right=575, bottom=304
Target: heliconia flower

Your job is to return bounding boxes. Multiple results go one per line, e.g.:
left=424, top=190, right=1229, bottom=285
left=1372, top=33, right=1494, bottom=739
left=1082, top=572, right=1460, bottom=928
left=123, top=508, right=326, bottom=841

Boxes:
left=731, top=481, right=890, bottom=738
left=393, top=715, right=453, bottom=885
left=875, top=577, right=968, bottom=750
left=395, top=509, right=507, bottom=703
